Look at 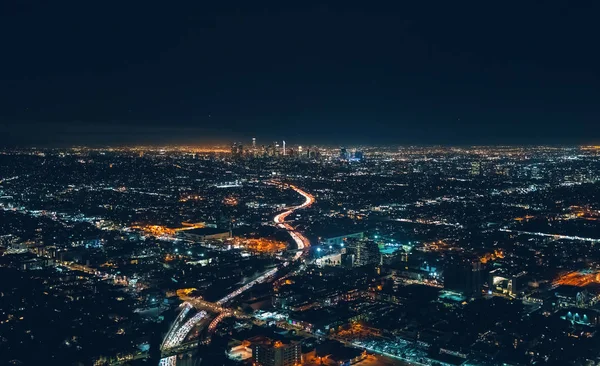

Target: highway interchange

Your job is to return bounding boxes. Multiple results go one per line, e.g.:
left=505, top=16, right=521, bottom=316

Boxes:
left=159, top=183, right=315, bottom=364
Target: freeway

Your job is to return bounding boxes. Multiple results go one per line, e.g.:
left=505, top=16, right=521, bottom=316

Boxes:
left=216, top=266, right=279, bottom=305
left=160, top=303, right=193, bottom=349
left=273, top=184, right=315, bottom=257
left=161, top=310, right=208, bottom=349
left=160, top=183, right=315, bottom=363
left=499, top=228, right=600, bottom=243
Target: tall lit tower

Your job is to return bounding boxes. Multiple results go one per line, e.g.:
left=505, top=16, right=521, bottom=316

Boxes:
left=283, top=141, right=286, bottom=156
left=252, top=137, right=256, bottom=149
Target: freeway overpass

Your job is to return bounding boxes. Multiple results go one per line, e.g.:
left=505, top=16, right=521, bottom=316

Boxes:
left=160, top=182, right=314, bottom=361
left=160, top=267, right=278, bottom=354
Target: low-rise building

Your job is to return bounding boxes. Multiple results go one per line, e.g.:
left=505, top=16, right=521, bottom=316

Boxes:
left=178, top=227, right=231, bottom=241
left=250, top=336, right=302, bottom=366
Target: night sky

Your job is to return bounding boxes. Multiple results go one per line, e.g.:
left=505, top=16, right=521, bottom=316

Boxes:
left=1, top=2, right=599, bottom=146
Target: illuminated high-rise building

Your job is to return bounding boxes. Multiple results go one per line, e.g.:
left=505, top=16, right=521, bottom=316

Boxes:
left=345, top=238, right=381, bottom=267
left=340, top=147, right=348, bottom=160
left=231, top=142, right=244, bottom=157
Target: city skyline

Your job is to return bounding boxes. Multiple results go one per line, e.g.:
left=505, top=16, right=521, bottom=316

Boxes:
left=3, top=145, right=600, bottom=365
left=2, top=2, right=600, bottom=366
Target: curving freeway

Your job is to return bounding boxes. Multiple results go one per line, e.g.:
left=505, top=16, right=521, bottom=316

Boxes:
left=273, top=184, right=314, bottom=257
left=160, top=303, right=193, bottom=349
left=160, top=183, right=314, bottom=363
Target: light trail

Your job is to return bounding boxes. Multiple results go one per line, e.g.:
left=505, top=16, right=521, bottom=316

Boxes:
left=395, top=217, right=463, bottom=228
left=273, top=184, right=314, bottom=225
left=161, top=303, right=193, bottom=349
left=216, top=267, right=278, bottom=305
left=161, top=182, right=315, bottom=360
left=216, top=183, right=314, bottom=305
left=500, top=228, right=600, bottom=243
left=273, top=184, right=314, bottom=257
left=208, top=312, right=232, bottom=333
left=162, top=310, right=207, bottom=349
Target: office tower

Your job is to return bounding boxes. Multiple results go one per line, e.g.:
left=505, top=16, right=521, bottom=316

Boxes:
left=340, top=147, right=348, bottom=160
left=252, top=137, right=256, bottom=149
left=283, top=141, right=286, bottom=156
left=345, top=239, right=381, bottom=266
left=444, top=257, right=484, bottom=299
left=231, top=142, right=244, bottom=157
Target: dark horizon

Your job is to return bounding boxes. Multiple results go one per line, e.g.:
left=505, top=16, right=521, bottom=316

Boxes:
left=4, top=125, right=600, bottom=148
left=1, top=2, right=599, bottom=147
left=3, top=121, right=600, bottom=149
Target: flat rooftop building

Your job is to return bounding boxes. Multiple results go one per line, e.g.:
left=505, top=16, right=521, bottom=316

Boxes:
left=249, top=336, right=302, bottom=366
left=178, top=227, right=231, bottom=241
